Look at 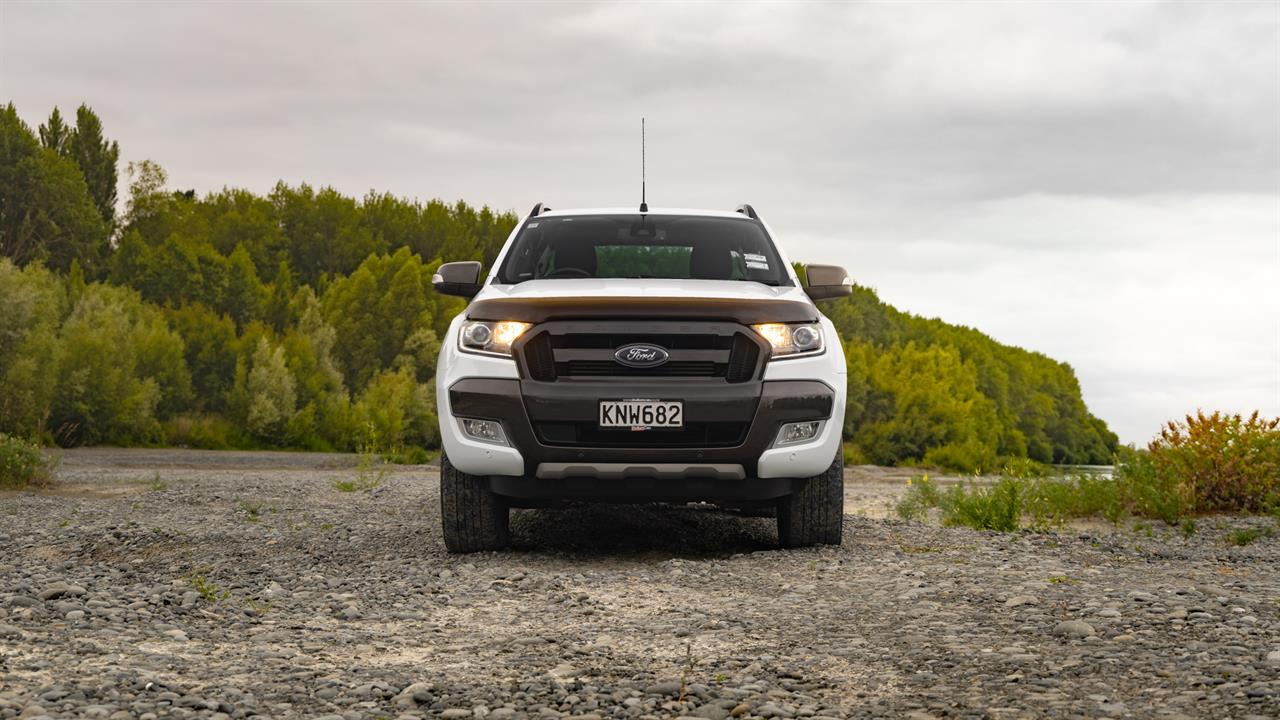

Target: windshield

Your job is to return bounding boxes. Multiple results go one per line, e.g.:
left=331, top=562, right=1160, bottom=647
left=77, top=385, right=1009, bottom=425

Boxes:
left=495, top=214, right=791, bottom=286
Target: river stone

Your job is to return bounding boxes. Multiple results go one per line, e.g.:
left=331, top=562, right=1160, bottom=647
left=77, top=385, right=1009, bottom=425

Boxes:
left=1053, top=620, right=1095, bottom=638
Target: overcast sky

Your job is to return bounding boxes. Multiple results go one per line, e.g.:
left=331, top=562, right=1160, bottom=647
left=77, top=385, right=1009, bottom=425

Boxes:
left=3, top=1, right=1277, bottom=444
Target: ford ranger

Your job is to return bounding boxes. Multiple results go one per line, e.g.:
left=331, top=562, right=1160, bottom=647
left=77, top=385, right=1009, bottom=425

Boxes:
left=433, top=204, right=851, bottom=552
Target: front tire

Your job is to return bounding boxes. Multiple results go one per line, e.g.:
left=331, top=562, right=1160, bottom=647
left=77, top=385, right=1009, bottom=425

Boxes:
left=776, top=455, right=844, bottom=547
left=440, top=454, right=510, bottom=553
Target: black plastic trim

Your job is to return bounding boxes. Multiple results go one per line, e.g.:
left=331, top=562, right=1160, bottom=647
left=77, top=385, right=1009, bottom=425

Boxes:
left=447, top=377, right=835, bottom=484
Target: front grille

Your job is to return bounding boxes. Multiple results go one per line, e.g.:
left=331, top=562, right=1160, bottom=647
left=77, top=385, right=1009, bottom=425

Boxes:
left=517, top=323, right=764, bottom=383
left=535, top=421, right=749, bottom=448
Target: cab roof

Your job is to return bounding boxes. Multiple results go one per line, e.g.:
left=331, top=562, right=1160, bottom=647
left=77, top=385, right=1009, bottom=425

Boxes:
left=536, top=207, right=751, bottom=220
left=525, top=203, right=762, bottom=221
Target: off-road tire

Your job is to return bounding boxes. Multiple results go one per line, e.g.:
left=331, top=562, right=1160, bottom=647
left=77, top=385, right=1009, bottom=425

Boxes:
left=440, top=454, right=510, bottom=553
left=776, top=455, right=844, bottom=547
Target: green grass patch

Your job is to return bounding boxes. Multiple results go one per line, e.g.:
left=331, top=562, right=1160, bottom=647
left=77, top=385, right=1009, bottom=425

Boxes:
left=895, top=471, right=1125, bottom=531
left=1225, top=527, right=1274, bottom=547
left=235, top=498, right=275, bottom=521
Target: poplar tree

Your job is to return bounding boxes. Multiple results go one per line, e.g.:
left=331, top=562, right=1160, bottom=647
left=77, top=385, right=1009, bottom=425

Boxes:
left=68, top=104, right=121, bottom=226
left=38, top=107, right=72, bottom=155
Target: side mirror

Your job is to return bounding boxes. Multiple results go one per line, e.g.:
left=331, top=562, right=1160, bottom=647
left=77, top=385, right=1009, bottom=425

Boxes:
left=802, top=264, right=853, bottom=301
left=432, top=261, right=483, bottom=298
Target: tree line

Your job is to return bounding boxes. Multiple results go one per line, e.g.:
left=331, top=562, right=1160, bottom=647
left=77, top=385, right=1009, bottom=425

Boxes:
left=0, top=102, right=1116, bottom=470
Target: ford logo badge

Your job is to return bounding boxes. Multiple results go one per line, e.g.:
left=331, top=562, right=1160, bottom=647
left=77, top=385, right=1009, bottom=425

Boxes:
left=614, top=344, right=669, bottom=368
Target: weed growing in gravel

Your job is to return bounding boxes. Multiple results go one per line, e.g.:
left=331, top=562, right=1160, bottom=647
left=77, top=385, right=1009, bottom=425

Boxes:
left=236, top=499, right=265, bottom=521
left=1180, top=518, right=1197, bottom=538
left=189, top=573, right=230, bottom=602
left=147, top=472, right=168, bottom=491
left=0, top=433, right=56, bottom=490
left=244, top=599, right=272, bottom=616
left=336, top=436, right=391, bottom=492
left=1225, top=527, right=1274, bottom=546
left=678, top=642, right=700, bottom=703
left=895, top=474, right=942, bottom=521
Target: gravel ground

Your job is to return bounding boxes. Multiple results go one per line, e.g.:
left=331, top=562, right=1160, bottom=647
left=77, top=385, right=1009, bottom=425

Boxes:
left=1, top=448, right=1278, bottom=720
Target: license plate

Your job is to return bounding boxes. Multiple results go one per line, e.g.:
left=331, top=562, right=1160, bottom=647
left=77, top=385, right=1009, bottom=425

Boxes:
left=599, top=399, right=683, bottom=429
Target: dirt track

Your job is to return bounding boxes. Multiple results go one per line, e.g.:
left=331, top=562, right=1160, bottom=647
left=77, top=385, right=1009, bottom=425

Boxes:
left=1, top=449, right=1277, bottom=719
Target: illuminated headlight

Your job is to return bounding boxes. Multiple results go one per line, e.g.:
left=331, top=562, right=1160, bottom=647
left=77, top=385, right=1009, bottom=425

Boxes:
left=459, top=418, right=508, bottom=445
left=459, top=320, right=530, bottom=356
left=774, top=421, right=822, bottom=447
left=751, top=322, right=824, bottom=358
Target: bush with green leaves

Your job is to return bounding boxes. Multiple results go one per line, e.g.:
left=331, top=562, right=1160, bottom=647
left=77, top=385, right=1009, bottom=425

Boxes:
left=0, top=433, right=56, bottom=489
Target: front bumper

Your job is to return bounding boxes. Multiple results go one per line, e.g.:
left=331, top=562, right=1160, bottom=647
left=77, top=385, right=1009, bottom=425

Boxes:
left=441, top=376, right=840, bottom=495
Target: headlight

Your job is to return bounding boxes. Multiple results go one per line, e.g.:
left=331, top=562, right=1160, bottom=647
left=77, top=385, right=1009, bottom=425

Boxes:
left=751, top=322, right=824, bottom=358
left=459, top=320, right=530, bottom=356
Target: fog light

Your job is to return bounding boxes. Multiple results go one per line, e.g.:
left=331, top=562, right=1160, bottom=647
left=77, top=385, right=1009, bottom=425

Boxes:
left=460, top=418, right=508, bottom=445
left=774, top=421, right=821, bottom=447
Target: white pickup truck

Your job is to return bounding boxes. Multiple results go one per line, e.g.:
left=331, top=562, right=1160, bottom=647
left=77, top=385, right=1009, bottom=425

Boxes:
left=432, top=204, right=851, bottom=552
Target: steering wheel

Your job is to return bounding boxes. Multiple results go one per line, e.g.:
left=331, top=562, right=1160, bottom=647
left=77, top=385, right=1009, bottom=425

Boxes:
left=544, top=267, right=593, bottom=279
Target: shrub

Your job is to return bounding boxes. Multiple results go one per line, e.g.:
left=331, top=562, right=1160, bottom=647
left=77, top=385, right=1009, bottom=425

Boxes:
left=0, top=433, right=56, bottom=489
left=1113, top=451, right=1187, bottom=524
left=1143, top=411, right=1279, bottom=514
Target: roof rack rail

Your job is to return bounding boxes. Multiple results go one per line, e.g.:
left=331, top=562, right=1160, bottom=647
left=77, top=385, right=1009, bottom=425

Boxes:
left=529, top=202, right=551, bottom=217
left=735, top=204, right=758, bottom=219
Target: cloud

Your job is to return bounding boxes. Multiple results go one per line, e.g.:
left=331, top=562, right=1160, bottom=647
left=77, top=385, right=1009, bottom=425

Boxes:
left=3, top=0, right=1277, bottom=443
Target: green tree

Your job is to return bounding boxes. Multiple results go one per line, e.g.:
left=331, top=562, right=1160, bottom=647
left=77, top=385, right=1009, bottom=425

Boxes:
left=239, top=337, right=297, bottom=444
left=68, top=104, right=120, bottom=226
left=322, top=248, right=436, bottom=389
left=0, top=104, right=109, bottom=272
left=50, top=284, right=187, bottom=445
left=220, top=244, right=265, bottom=326
left=0, top=260, right=66, bottom=439
left=852, top=342, right=1000, bottom=472
left=353, top=367, right=436, bottom=452
left=38, top=107, right=72, bottom=155
left=166, top=302, right=238, bottom=413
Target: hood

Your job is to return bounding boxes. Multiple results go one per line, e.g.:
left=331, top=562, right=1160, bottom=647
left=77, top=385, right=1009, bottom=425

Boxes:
left=467, top=279, right=818, bottom=325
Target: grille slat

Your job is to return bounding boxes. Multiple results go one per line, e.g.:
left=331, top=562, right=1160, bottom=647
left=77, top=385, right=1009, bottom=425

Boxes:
left=523, top=333, right=557, bottom=381
left=562, top=360, right=724, bottom=377
left=726, top=333, right=760, bottom=383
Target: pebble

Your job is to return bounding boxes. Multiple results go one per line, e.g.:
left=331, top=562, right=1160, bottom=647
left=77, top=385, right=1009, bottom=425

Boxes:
left=1053, top=620, right=1095, bottom=638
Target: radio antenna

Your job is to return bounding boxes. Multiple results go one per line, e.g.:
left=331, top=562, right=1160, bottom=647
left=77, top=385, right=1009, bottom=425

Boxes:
left=639, top=117, right=648, bottom=213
